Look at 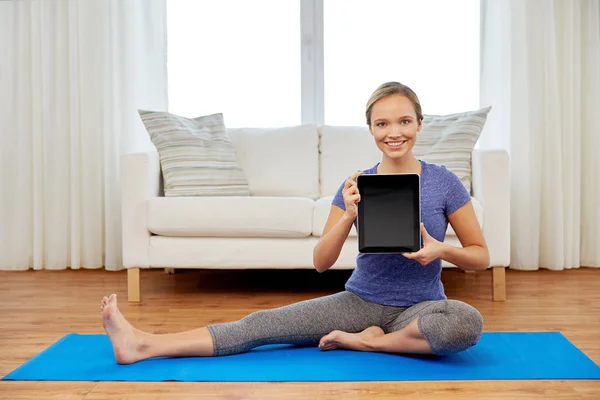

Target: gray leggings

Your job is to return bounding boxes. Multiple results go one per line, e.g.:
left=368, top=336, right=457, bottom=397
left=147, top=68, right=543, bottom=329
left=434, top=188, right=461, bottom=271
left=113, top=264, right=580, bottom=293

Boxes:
left=207, top=291, right=483, bottom=356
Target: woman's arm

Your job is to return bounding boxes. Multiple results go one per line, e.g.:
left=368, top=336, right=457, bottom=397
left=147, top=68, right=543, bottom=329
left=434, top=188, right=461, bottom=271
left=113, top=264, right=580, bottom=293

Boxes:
left=403, top=201, right=490, bottom=271
left=441, top=201, right=490, bottom=270
left=313, top=206, right=354, bottom=273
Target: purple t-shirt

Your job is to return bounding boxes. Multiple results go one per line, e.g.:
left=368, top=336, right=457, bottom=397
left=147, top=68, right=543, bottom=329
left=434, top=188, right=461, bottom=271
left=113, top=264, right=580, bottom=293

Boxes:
left=332, top=160, right=471, bottom=306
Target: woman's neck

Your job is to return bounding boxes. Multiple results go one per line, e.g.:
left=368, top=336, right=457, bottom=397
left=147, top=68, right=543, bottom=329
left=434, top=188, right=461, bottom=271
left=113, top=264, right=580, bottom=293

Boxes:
left=377, top=153, right=422, bottom=175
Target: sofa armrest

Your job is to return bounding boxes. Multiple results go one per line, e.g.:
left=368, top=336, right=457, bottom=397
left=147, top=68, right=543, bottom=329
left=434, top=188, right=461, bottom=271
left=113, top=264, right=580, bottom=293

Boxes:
left=121, top=151, right=161, bottom=268
left=472, top=149, right=510, bottom=267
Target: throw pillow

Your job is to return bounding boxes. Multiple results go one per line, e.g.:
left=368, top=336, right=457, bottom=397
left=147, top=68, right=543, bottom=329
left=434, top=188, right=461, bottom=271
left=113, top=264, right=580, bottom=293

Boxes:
left=413, top=106, right=491, bottom=193
left=139, top=111, right=250, bottom=197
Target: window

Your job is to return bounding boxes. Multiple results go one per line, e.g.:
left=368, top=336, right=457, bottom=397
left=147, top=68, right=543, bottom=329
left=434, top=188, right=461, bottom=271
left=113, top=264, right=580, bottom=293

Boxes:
left=167, top=0, right=480, bottom=127
left=324, top=0, right=480, bottom=125
left=167, top=0, right=301, bottom=127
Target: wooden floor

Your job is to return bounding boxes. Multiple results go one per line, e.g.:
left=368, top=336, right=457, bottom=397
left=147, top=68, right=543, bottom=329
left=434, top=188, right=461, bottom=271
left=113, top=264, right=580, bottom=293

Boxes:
left=0, top=267, right=599, bottom=399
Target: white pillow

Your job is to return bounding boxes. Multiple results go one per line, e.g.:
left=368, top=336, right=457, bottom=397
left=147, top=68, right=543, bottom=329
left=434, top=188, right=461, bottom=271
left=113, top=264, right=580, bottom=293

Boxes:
left=414, top=106, right=491, bottom=193
left=227, top=124, right=320, bottom=198
left=139, top=111, right=250, bottom=197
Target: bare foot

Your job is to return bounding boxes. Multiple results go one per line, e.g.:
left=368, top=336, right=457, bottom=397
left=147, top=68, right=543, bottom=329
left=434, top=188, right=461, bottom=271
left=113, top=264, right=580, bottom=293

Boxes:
left=101, top=294, right=145, bottom=364
left=319, top=326, right=384, bottom=352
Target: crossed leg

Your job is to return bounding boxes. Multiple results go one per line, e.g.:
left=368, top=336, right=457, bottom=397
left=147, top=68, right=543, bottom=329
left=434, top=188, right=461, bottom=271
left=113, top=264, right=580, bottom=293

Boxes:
left=319, top=318, right=431, bottom=353
left=319, top=299, right=483, bottom=356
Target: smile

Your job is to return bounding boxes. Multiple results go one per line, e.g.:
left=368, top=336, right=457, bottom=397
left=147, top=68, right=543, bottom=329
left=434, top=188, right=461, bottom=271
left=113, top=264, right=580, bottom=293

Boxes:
left=385, top=140, right=407, bottom=149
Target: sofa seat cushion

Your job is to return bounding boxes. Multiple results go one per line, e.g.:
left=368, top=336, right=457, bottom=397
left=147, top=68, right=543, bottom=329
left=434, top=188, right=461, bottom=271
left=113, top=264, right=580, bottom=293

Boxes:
left=312, top=196, right=483, bottom=237
left=148, top=197, right=314, bottom=238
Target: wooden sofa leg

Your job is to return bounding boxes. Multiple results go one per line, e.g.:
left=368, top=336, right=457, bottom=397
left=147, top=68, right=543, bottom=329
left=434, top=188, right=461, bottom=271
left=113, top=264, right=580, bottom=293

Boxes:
left=492, top=266, right=506, bottom=301
left=128, top=267, right=141, bottom=302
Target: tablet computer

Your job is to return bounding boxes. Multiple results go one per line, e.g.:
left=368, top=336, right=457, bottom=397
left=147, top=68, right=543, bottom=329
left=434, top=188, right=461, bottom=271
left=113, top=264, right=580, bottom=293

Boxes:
left=356, top=173, right=421, bottom=253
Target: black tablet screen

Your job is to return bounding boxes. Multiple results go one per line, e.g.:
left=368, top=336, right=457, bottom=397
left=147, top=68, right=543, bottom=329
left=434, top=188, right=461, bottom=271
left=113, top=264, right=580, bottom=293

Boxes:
left=357, top=174, right=420, bottom=253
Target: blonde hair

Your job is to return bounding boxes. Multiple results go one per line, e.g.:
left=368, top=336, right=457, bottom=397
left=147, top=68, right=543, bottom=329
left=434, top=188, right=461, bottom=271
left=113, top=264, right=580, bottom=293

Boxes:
left=365, top=82, right=424, bottom=126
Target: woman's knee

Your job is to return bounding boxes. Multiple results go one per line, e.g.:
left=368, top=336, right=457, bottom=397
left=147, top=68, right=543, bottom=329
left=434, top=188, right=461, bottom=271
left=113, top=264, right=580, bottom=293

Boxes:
left=419, top=300, right=483, bottom=355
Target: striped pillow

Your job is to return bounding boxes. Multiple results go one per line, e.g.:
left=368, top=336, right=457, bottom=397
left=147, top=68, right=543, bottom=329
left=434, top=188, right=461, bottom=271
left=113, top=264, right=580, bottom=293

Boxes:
left=139, top=111, right=250, bottom=197
left=413, top=106, right=491, bottom=193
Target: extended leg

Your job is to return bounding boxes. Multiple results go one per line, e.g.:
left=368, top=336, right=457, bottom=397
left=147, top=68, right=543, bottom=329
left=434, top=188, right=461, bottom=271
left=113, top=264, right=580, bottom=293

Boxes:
left=101, top=291, right=382, bottom=363
left=207, top=291, right=382, bottom=356
left=101, top=294, right=214, bottom=364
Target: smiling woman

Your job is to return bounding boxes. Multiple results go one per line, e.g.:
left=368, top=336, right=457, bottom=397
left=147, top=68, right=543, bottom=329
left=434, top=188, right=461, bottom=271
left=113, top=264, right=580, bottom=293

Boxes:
left=366, top=82, right=424, bottom=167
left=98, top=81, right=489, bottom=366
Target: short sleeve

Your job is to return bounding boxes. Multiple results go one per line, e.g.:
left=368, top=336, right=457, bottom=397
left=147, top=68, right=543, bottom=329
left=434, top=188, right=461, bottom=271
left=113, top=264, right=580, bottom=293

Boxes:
left=331, top=179, right=346, bottom=211
left=444, top=167, right=472, bottom=215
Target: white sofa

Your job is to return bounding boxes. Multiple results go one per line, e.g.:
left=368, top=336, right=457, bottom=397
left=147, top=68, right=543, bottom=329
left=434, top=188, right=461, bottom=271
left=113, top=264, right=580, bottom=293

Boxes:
left=121, top=124, right=510, bottom=302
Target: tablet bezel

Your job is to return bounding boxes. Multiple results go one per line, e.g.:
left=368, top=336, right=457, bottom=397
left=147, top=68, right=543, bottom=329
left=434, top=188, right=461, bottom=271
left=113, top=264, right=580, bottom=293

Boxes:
left=356, top=173, right=421, bottom=254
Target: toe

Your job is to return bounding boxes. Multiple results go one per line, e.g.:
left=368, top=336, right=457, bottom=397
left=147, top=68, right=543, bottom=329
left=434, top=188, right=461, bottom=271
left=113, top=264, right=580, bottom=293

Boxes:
left=319, top=341, right=335, bottom=351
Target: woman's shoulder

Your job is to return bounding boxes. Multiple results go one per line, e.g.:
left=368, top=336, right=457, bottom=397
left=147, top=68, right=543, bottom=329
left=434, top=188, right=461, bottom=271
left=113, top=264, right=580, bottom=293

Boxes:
left=421, top=160, right=471, bottom=207
left=421, top=160, right=453, bottom=179
left=421, top=160, right=468, bottom=192
left=363, top=163, right=379, bottom=175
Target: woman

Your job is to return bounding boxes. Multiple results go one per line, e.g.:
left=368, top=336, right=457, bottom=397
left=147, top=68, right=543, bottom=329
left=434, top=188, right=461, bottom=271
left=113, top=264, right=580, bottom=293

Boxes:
left=101, top=82, right=489, bottom=364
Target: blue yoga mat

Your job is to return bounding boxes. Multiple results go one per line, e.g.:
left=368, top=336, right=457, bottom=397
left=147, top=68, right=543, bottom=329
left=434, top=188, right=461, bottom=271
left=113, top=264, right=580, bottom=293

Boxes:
left=3, top=332, right=600, bottom=382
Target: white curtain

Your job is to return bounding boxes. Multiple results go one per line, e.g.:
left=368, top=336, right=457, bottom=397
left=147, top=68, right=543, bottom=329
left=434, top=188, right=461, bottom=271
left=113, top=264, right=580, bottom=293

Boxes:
left=0, top=0, right=168, bottom=271
left=480, top=0, right=600, bottom=270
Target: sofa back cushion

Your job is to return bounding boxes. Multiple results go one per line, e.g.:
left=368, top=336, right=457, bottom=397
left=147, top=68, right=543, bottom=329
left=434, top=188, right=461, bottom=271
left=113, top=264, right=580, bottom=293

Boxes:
left=318, top=125, right=381, bottom=197
left=227, top=124, right=320, bottom=198
left=414, top=106, right=491, bottom=193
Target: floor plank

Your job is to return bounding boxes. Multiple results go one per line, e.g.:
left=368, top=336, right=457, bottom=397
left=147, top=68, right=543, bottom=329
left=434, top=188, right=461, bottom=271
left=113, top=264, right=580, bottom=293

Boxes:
left=1, top=267, right=599, bottom=399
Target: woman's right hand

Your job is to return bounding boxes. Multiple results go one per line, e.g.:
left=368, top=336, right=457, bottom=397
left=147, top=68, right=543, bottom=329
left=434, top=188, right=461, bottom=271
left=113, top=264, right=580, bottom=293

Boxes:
left=342, top=170, right=363, bottom=220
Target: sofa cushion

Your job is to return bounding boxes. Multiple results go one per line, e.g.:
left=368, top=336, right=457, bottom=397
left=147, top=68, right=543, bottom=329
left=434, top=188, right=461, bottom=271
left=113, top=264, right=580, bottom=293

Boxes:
left=312, top=196, right=483, bottom=237
left=148, top=197, right=314, bottom=238
left=227, top=124, right=320, bottom=198
left=139, top=111, right=250, bottom=197
left=414, top=107, right=491, bottom=193
left=318, top=125, right=381, bottom=198
left=148, top=236, right=360, bottom=269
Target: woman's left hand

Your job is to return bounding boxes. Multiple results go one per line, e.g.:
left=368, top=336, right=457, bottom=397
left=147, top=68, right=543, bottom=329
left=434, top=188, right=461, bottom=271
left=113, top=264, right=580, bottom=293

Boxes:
left=402, top=223, right=446, bottom=266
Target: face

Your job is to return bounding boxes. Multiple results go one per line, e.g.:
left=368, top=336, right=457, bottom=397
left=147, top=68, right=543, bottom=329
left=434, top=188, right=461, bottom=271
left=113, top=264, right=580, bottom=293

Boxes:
left=369, top=94, right=422, bottom=160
